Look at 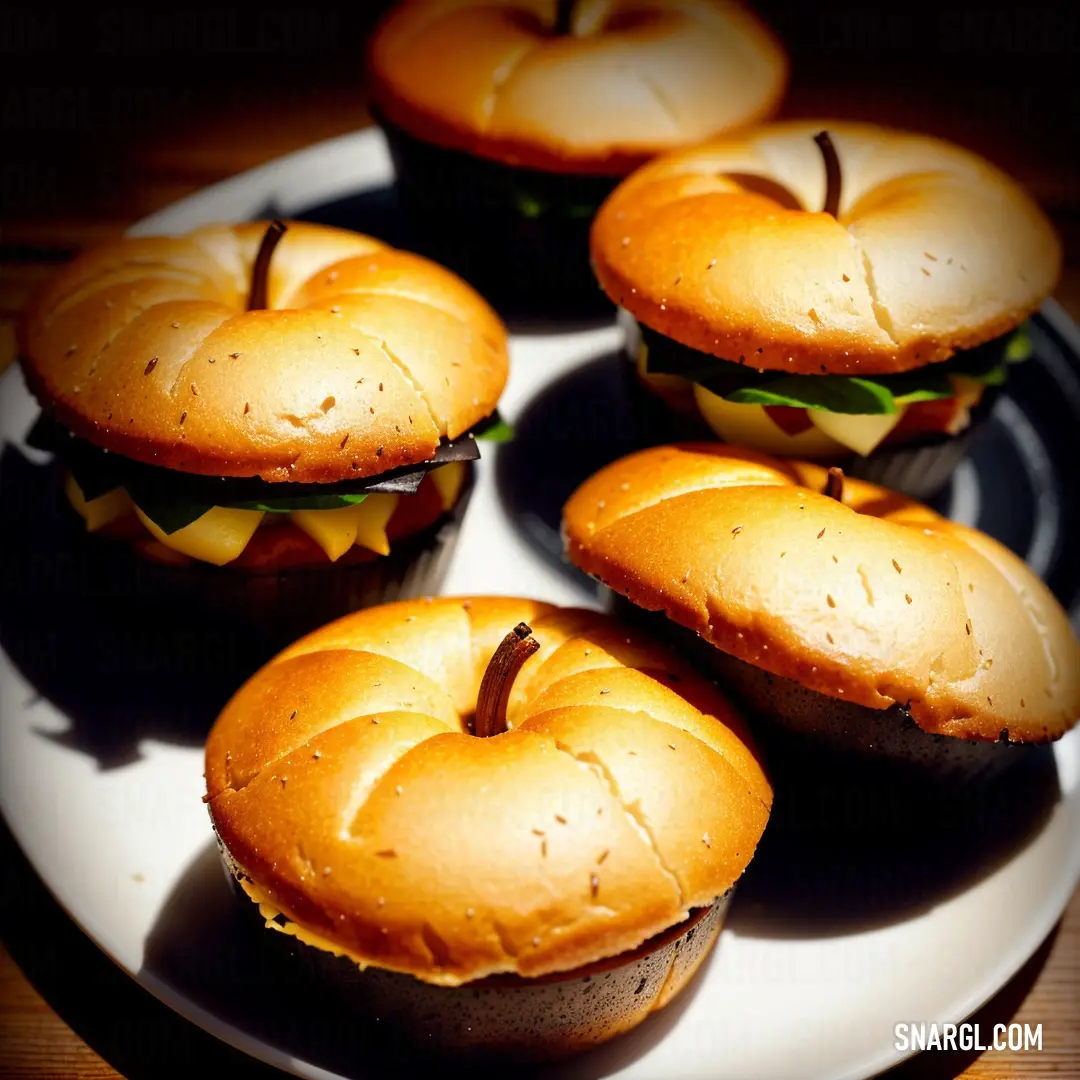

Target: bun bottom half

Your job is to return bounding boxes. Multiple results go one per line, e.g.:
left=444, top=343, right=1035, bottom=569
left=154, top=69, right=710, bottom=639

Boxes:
left=381, top=116, right=616, bottom=317
left=220, top=847, right=726, bottom=1062
left=604, top=595, right=1041, bottom=836
left=7, top=454, right=469, bottom=679
left=92, top=508, right=461, bottom=649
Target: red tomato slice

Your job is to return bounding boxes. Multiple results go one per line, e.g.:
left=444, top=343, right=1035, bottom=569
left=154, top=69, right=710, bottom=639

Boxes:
left=885, top=398, right=965, bottom=443
left=764, top=405, right=814, bottom=436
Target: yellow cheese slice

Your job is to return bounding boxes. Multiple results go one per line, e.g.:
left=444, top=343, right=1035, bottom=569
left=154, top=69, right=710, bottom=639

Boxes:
left=289, top=493, right=399, bottom=561
left=692, top=383, right=843, bottom=458
left=429, top=461, right=467, bottom=512
left=950, top=375, right=987, bottom=411
left=352, top=493, right=398, bottom=555
left=940, top=378, right=982, bottom=436
left=808, top=407, right=907, bottom=456
left=133, top=504, right=265, bottom=566
left=239, top=877, right=370, bottom=970
left=289, top=502, right=369, bottom=562
left=64, top=472, right=134, bottom=531
left=638, top=342, right=691, bottom=394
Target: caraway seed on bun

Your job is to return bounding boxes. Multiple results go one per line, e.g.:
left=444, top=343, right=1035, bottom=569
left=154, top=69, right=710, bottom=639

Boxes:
left=204, top=596, right=771, bottom=1058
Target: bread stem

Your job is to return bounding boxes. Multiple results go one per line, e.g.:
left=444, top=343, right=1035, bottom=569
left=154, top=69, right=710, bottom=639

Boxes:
left=825, top=466, right=845, bottom=502
left=553, top=0, right=575, bottom=35
left=474, top=623, right=540, bottom=737
left=247, top=220, right=288, bottom=311
left=813, top=131, right=841, bottom=218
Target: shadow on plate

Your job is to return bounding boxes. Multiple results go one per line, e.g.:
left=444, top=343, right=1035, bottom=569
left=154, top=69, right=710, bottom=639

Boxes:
left=496, top=350, right=643, bottom=595
left=0, top=820, right=283, bottom=1079
left=728, top=742, right=1062, bottom=939
left=0, top=444, right=267, bottom=768
left=3, top=808, right=1059, bottom=1080
left=141, top=840, right=714, bottom=1080
left=267, top=187, right=617, bottom=335
left=270, top=188, right=414, bottom=251
left=495, top=330, right=1080, bottom=615
left=494, top=350, right=977, bottom=593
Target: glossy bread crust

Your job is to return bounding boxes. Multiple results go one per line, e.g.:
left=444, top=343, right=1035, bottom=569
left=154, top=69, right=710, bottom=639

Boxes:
left=592, top=121, right=1061, bottom=372
left=368, top=0, right=787, bottom=173
left=20, top=221, right=509, bottom=483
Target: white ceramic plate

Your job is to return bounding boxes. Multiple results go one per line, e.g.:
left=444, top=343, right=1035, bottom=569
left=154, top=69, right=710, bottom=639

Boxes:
left=2, top=128, right=1079, bottom=1080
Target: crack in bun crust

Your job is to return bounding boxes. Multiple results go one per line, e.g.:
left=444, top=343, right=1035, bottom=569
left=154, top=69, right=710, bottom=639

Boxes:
left=563, top=443, right=1080, bottom=743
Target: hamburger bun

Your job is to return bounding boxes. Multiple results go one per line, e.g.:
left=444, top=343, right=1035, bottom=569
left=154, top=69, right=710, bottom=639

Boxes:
left=591, top=121, right=1061, bottom=372
left=368, top=0, right=787, bottom=174
left=20, top=221, right=509, bottom=483
left=205, top=595, right=771, bottom=994
left=563, top=444, right=1080, bottom=744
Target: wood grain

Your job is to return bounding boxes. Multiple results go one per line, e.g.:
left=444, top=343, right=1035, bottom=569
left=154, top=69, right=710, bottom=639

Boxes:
left=0, top=950, right=118, bottom=1080
left=1, top=46, right=1079, bottom=1080
left=0, top=851, right=1077, bottom=1080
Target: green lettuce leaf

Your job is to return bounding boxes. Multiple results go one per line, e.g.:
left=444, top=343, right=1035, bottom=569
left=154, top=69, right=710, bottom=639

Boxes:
left=230, top=493, right=369, bottom=513
left=474, top=418, right=514, bottom=442
left=515, top=192, right=546, bottom=219
left=129, top=496, right=212, bottom=535
left=1004, top=324, right=1033, bottom=363
left=132, top=491, right=371, bottom=534
left=642, top=321, right=1031, bottom=415
left=724, top=376, right=898, bottom=414
left=513, top=190, right=598, bottom=222
left=880, top=367, right=956, bottom=405
left=975, top=363, right=1008, bottom=387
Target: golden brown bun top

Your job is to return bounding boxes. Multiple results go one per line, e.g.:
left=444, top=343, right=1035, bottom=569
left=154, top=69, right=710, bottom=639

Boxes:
left=205, top=596, right=771, bottom=986
left=563, top=445, right=1080, bottom=743
left=592, top=121, right=1061, bottom=372
left=19, top=221, right=508, bottom=483
left=368, top=0, right=787, bottom=173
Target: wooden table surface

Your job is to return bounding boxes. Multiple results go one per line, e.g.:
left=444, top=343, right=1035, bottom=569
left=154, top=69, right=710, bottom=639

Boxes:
left=1, top=24, right=1079, bottom=1076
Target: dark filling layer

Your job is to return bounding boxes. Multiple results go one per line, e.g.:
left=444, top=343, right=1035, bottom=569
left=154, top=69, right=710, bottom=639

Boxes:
left=706, top=649, right=1016, bottom=771
left=378, top=112, right=618, bottom=311
left=28, top=410, right=509, bottom=534
left=605, top=596, right=1030, bottom=787
left=639, top=322, right=1031, bottom=416
left=380, top=111, right=620, bottom=220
